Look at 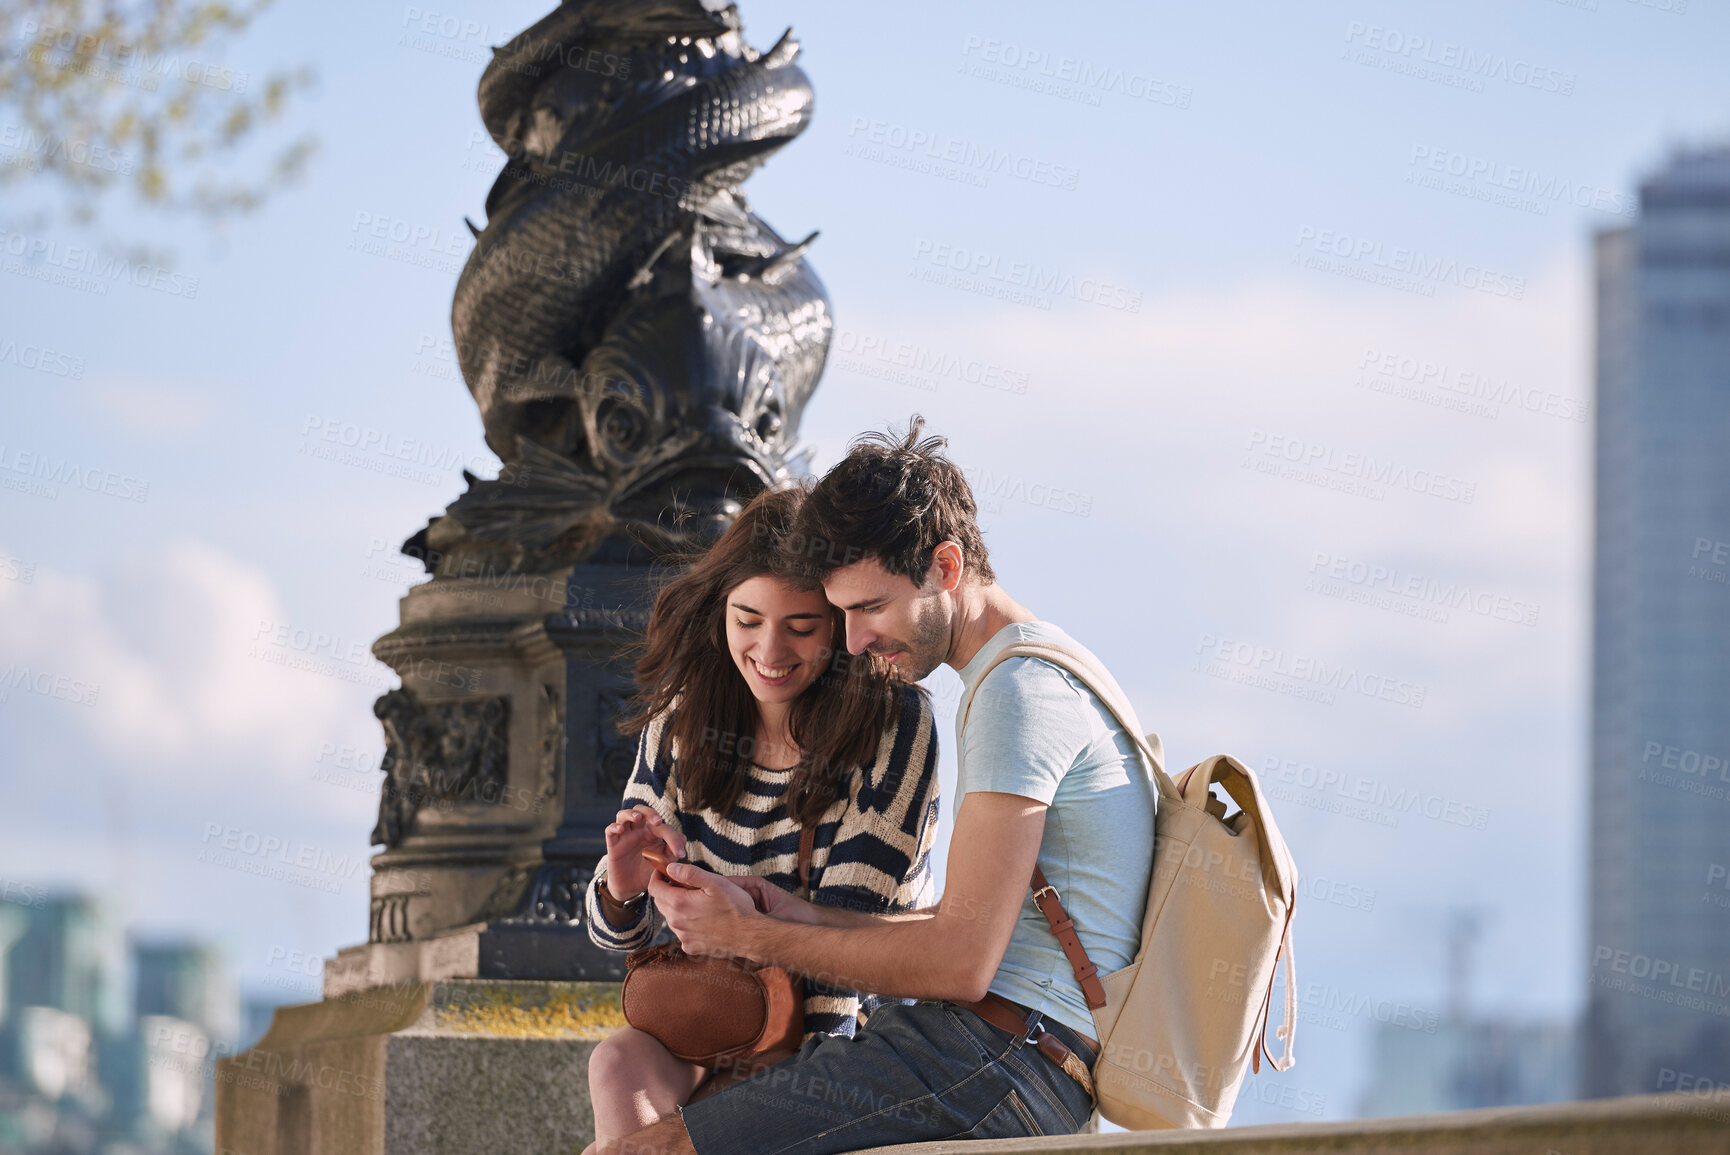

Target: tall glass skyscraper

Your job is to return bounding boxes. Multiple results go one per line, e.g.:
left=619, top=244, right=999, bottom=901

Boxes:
left=1587, top=147, right=1730, bottom=1097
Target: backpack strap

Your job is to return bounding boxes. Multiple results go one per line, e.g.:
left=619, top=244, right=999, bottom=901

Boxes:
left=1031, top=864, right=1107, bottom=1010
left=1252, top=903, right=1298, bottom=1073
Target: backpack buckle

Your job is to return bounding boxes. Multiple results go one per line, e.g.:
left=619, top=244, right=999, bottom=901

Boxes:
left=1032, top=884, right=1059, bottom=905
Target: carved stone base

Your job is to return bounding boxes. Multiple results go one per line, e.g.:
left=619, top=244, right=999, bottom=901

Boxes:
left=214, top=980, right=621, bottom=1155
left=324, top=924, right=626, bottom=1000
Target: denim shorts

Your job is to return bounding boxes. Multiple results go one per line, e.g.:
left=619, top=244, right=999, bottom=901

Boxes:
left=677, top=999, right=1098, bottom=1154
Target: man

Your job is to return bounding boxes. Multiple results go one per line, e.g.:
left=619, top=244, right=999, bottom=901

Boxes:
left=605, top=417, right=1158, bottom=1154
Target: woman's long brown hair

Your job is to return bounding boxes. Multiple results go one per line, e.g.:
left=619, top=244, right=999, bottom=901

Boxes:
left=623, top=486, right=908, bottom=826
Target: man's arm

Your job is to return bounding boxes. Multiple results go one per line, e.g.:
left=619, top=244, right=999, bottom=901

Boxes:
left=725, top=875, right=937, bottom=930
left=651, top=791, right=1046, bottom=1003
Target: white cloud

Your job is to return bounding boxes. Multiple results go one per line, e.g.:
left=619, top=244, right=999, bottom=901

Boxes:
left=0, top=539, right=384, bottom=791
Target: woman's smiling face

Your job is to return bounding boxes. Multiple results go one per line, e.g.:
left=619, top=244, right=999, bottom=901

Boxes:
left=724, top=575, right=835, bottom=706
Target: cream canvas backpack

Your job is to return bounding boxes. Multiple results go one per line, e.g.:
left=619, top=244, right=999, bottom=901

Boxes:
left=959, top=639, right=1298, bottom=1130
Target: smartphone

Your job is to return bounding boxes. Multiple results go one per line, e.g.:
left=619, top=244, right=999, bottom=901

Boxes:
left=641, top=845, right=699, bottom=889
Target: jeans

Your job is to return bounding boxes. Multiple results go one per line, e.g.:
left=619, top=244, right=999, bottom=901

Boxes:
left=677, top=999, right=1098, bottom=1154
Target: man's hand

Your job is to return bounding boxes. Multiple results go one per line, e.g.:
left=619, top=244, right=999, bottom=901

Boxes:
left=650, top=863, right=762, bottom=960
left=729, top=875, right=823, bottom=925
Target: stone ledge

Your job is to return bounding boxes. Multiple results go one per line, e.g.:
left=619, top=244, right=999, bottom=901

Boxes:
left=217, top=990, right=1730, bottom=1155
left=867, top=1088, right=1730, bottom=1153
left=215, top=980, right=622, bottom=1155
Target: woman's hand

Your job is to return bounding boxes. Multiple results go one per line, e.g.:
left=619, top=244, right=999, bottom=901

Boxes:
left=729, top=875, right=823, bottom=925
left=603, top=805, right=686, bottom=901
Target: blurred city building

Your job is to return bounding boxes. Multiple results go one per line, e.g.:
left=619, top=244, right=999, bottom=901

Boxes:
left=1587, top=146, right=1730, bottom=1098
left=1359, top=912, right=1576, bottom=1115
left=1360, top=1019, right=1578, bottom=1116
left=0, top=892, right=241, bottom=1154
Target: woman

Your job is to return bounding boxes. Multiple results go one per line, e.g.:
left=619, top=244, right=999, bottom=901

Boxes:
left=581, top=487, right=941, bottom=1150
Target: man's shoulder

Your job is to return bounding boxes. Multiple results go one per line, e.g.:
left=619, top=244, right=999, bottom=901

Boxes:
left=964, top=627, right=1142, bottom=763
left=963, top=671, right=1099, bottom=763
left=973, top=652, right=1084, bottom=703
left=968, top=623, right=1106, bottom=709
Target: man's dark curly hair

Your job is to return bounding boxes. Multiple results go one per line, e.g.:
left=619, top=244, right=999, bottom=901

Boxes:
left=791, top=415, right=995, bottom=586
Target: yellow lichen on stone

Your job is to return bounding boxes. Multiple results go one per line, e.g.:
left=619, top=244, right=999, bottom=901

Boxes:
left=430, top=983, right=627, bottom=1039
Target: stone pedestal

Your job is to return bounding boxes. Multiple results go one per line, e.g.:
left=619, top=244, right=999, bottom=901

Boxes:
left=362, top=563, right=654, bottom=983
left=214, top=980, right=622, bottom=1155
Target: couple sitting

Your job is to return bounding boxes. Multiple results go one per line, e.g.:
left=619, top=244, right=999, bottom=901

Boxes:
left=583, top=418, right=1158, bottom=1154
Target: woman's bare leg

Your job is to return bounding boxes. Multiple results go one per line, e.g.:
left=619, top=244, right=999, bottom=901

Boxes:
left=586, top=1027, right=709, bottom=1151
left=685, top=1063, right=749, bottom=1105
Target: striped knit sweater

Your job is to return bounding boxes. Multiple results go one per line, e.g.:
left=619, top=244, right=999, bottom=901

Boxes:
left=585, top=682, right=941, bottom=1040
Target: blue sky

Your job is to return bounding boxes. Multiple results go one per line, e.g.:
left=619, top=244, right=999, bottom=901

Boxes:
left=2, top=0, right=1726, bottom=1124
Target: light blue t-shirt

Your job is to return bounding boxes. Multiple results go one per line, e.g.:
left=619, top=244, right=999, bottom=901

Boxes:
left=955, top=620, right=1158, bottom=1041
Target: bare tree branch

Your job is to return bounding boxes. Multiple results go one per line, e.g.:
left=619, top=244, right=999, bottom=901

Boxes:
left=0, top=0, right=316, bottom=225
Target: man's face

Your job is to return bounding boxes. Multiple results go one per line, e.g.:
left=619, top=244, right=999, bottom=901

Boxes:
left=821, top=555, right=953, bottom=682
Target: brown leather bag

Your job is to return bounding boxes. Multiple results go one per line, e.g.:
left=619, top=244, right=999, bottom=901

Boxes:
left=620, top=825, right=815, bottom=1069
